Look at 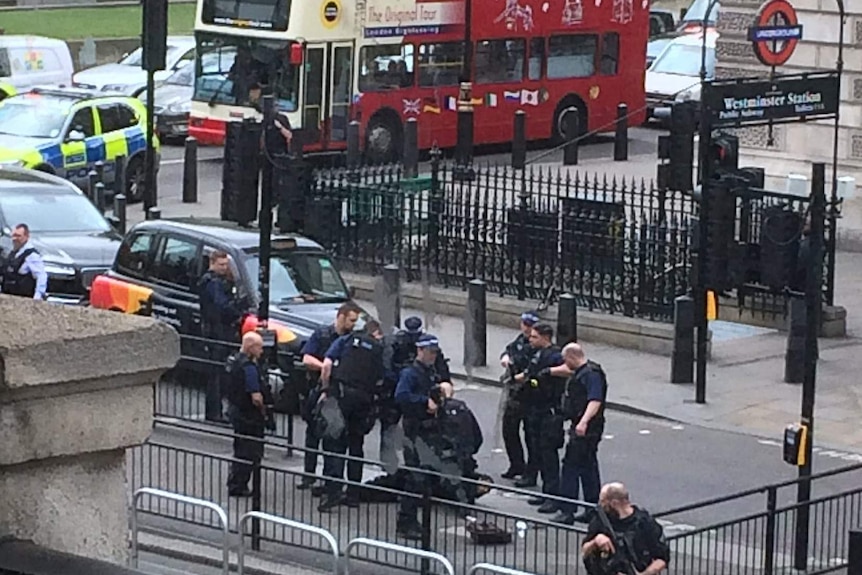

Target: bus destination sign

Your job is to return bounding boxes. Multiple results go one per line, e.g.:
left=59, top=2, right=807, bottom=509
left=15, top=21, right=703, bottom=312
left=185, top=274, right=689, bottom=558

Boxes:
left=364, top=0, right=465, bottom=38
left=703, top=73, right=839, bottom=128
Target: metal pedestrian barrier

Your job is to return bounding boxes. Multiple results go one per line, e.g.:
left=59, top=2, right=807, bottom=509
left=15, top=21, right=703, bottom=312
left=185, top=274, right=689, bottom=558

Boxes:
left=344, top=537, right=454, bottom=575
left=130, top=487, right=229, bottom=575
left=468, top=563, right=538, bottom=575
left=238, top=512, right=339, bottom=575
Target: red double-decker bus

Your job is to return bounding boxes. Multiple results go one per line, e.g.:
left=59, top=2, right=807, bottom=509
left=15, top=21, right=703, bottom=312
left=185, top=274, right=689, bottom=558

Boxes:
left=189, top=0, right=648, bottom=159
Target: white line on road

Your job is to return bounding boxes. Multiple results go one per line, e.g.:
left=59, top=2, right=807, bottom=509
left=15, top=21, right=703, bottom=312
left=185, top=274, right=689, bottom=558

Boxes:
left=161, top=155, right=222, bottom=166
left=672, top=425, right=685, bottom=431
left=757, top=438, right=862, bottom=462
left=639, top=429, right=651, bottom=435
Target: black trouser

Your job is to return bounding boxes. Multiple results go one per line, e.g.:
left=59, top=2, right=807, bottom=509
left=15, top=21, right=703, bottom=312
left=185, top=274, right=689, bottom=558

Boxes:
left=502, top=397, right=526, bottom=473
left=227, top=409, right=265, bottom=492
left=301, top=385, right=322, bottom=479
left=524, top=405, right=563, bottom=495
left=559, top=435, right=601, bottom=514
left=204, top=327, right=236, bottom=422
left=321, top=385, right=374, bottom=497
left=398, top=428, right=435, bottom=527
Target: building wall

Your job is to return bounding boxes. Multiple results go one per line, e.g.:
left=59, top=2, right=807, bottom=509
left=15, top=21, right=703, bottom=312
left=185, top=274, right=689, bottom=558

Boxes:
left=715, top=0, right=862, bottom=197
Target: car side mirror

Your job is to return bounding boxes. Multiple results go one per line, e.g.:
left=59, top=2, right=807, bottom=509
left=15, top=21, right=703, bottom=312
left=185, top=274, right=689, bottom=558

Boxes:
left=67, top=129, right=85, bottom=143
left=348, top=285, right=356, bottom=299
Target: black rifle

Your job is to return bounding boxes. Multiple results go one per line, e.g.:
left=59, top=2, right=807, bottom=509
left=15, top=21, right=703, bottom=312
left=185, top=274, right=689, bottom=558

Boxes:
left=588, top=506, right=637, bottom=575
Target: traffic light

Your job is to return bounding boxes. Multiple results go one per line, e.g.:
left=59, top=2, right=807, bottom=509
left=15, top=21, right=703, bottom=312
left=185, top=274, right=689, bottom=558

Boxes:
left=701, top=173, right=738, bottom=291
left=656, top=101, right=696, bottom=192
left=760, top=205, right=803, bottom=291
left=221, top=120, right=261, bottom=226
left=142, top=0, right=168, bottom=72
left=707, top=133, right=739, bottom=173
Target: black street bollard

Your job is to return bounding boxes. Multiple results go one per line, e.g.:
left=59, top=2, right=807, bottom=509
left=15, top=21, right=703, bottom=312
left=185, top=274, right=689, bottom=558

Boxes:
left=563, top=109, right=579, bottom=166
left=94, top=160, right=105, bottom=184
left=113, top=194, right=127, bottom=235
left=376, top=263, right=401, bottom=333
left=87, top=169, right=98, bottom=203
left=784, top=297, right=806, bottom=384
left=512, top=110, right=526, bottom=170
left=671, top=295, right=695, bottom=384
left=849, top=529, right=862, bottom=575
left=464, top=279, right=487, bottom=368
left=146, top=207, right=161, bottom=220
left=347, top=121, right=360, bottom=168
left=183, top=136, right=198, bottom=203
left=614, top=103, right=628, bottom=162
left=114, top=155, right=126, bottom=196
left=403, top=118, right=418, bottom=179
left=94, top=182, right=106, bottom=215
left=456, top=107, right=474, bottom=167
left=557, top=293, right=578, bottom=346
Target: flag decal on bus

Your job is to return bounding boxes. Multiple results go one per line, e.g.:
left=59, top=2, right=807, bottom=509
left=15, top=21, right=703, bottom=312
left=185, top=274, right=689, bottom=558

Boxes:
left=504, top=90, right=520, bottom=102
left=520, top=89, right=539, bottom=106
left=485, top=93, right=498, bottom=107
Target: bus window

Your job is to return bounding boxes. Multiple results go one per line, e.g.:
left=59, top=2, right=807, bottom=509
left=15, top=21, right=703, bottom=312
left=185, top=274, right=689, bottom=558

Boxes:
left=475, top=39, right=525, bottom=84
left=358, top=44, right=414, bottom=92
left=547, top=34, right=597, bottom=79
left=600, top=33, right=619, bottom=76
left=528, top=38, right=544, bottom=81
left=418, top=42, right=464, bottom=87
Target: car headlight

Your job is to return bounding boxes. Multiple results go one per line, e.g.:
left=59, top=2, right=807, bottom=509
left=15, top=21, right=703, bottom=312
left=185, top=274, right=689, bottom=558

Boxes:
left=675, top=89, right=700, bottom=103
left=166, top=100, right=191, bottom=114
left=102, top=84, right=129, bottom=94
left=0, top=159, right=24, bottom=167
left=44, top=263, right=76, bottom=277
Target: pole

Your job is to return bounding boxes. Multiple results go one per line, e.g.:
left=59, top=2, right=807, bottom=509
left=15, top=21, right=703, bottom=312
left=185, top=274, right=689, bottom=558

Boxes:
left=455, top=0, right=473, bottom=171
left=826, top=0, right=845, bottom=306
left=258, top=95, right=276, bottom=326
left=793, top=162, right=825, bottom=570
left=144, top=69, right=157, bottom=211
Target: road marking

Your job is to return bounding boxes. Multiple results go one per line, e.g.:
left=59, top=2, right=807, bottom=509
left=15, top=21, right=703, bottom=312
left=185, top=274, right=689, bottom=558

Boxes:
left=161, top=155, right=223, bottom=166
left=603, top=434, right=615, bottom=440
left=672, top=425, right=685, bottom=431
left=757, top=439, right=862, bottom=462
left=491, top=448, right=504, bottom=453
left=639, top=429, right=651, bottom=435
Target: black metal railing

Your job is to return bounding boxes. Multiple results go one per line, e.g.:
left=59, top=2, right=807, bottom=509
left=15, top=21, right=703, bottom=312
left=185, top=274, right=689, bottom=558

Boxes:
left=306, top=158, right=694, bottom=322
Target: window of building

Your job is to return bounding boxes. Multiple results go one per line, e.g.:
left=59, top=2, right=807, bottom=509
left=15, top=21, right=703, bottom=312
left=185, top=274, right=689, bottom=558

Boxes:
left=475, top=39, right=525, bottom=84
left=417, top=42, right=463, bottom=87
left=116, top=232, right=154, bottom=277
left=359, top=44, right=414, bottom=92
left=547, top=34, right=597, bottom=79
left=600, top=33, right=619, bottom=75
left=68, top=107, right=95, bottom=138
left=152, top=236, right=201, bottom=289
left=528, top=38, right=545, bottom=81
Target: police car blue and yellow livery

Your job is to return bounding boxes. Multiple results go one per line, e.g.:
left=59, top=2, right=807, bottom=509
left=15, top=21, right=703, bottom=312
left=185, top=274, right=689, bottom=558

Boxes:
left=0, top=82, right=16, bottom=101
left=0, top=87, right=159, bottom=201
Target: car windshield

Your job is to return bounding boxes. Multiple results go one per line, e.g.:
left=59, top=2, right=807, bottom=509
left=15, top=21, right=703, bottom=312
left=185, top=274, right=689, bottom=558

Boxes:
left=0, top=191, right=111, bottom=233
left=243, top=249, right=349, bottom=303
left=193, top=34, right=300, bottom=112
left=651, top=43, right=715, bottom=77
left=165, top=62, right=194, bottom=86
left=682, top=0, right=719, bottom=23
left=120, top=44, right=183, bottom=67
left=0, top=100, right=68, bottom=138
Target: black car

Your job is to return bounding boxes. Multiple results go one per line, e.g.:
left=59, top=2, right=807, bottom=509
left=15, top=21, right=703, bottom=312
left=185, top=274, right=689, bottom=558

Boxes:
left=89, top=217, right=360, bottom=359
left=0, top=166, right=122, bottom=304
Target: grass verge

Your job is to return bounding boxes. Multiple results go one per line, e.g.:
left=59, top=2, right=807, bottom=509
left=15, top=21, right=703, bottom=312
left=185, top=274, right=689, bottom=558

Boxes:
left=1, top=2, right=195, bottom=40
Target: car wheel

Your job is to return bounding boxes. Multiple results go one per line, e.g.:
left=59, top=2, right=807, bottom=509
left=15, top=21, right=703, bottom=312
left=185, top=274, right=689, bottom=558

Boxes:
left=125, top=156, right=145, bottom=203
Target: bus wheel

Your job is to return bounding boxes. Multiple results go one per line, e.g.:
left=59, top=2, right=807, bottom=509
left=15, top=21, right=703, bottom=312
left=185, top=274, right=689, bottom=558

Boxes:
left=552, top=99, right=588, bottom=145
left=365, top=114, right=401, bottom=164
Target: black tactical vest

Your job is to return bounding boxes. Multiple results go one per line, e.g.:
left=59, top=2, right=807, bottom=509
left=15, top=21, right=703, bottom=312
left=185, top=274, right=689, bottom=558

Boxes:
left=331, top=332, right=384, bottom=393
left=1, top=247, right=37, bottom=297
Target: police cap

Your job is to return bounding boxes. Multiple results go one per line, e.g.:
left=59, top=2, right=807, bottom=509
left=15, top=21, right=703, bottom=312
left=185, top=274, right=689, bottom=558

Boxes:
left=521, top=311, right=540, bottom=326
left=416, top=333, right=440, bottom=350
left=404, top=316, right=423, bottom=334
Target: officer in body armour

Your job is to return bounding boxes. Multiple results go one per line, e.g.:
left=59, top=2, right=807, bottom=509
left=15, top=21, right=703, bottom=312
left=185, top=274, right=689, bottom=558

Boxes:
left=499, top=311, right=540, bottom=480
left=226, top=331, right=270, bottom=496
left=0, top=224, right=47, bottom=300
left=298, top=302, right=361, bottom=493
left=394, top=333, right=444, bottom=541
left=553, top=342, right=608, bottom=525
left=316, top=320, right=385, bottom=512
left=431, top=382, right=484, bottom=505
left=199, top=250, right=246, bottom=423
left=513, top=323, right=570, bottom=514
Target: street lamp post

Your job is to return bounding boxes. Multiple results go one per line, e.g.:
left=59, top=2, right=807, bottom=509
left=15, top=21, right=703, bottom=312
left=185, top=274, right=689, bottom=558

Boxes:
left=455, top=0, right=474, bottom=174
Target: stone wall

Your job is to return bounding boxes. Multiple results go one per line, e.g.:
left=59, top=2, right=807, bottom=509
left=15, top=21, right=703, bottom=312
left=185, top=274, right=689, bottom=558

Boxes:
left=0, top=295, right=179, bottom=565
left=715, top=0, right=862, bottom=246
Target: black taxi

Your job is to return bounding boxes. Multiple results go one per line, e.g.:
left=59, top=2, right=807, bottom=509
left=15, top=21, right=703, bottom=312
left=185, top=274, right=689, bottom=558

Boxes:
left=88, top=217, right=359, bottom=368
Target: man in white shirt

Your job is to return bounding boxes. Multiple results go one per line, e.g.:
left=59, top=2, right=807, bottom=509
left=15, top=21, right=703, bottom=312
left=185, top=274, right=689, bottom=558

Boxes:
left=1, top=223, right=47, bottom=300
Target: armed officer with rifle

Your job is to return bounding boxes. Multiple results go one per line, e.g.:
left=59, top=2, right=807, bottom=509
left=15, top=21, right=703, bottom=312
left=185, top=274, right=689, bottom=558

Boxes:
left=225, top=331, right=277, bottom=497
left=582, top=482, right=669, bottom=575
left=499, top=311, right=540, bottom=480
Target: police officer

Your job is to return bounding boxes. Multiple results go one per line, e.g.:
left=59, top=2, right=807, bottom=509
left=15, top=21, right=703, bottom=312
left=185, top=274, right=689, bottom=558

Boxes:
left=198, top=250, right=245, bottom=423
left=316, top=320, right=385, bottom=512
left=394, top=333, right=443, bottom=540
left=513, top=323, right=569, bottom=515
left=1, top=224, right=47, bottom=300
left=392, top=316, right=452, bottom=384
left=553, top=343, right=608, bottom=525
left=582, top=483, right=669, bottom=575
left=434, top=382, right=483, bottom=505
left=298, top=302, right=361, bottom=492
left=499, top=310, right=540, bottom=480
left=226, top=331, right=268, bottom=496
